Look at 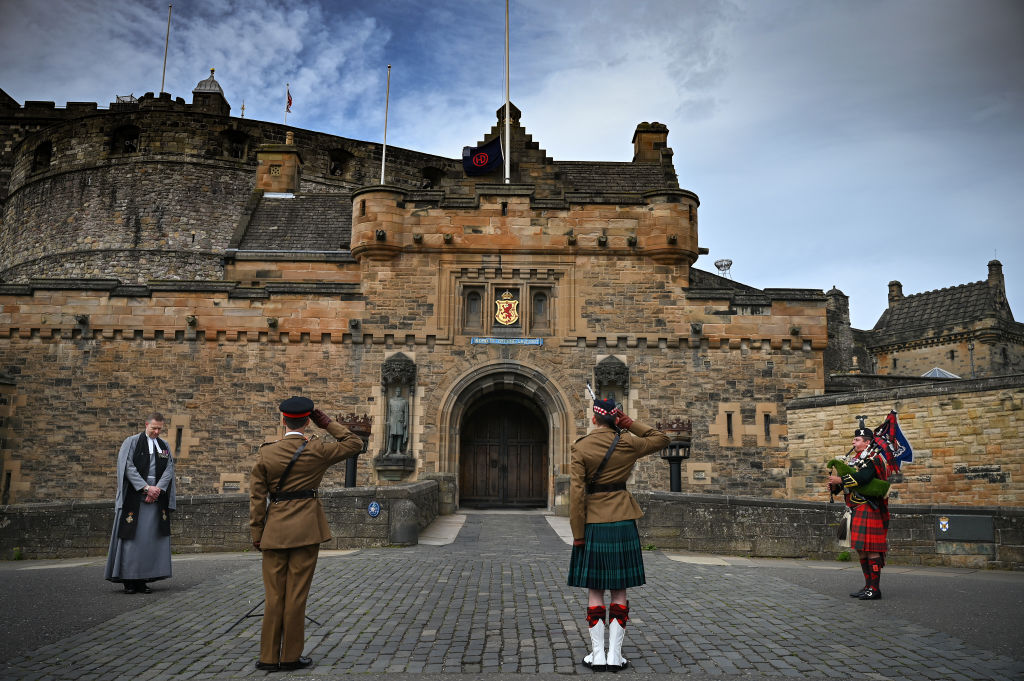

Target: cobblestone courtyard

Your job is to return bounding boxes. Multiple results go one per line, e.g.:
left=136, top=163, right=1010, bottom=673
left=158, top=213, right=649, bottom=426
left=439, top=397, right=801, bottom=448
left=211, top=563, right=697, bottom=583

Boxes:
left=2, top=513, right=1022, bottom=680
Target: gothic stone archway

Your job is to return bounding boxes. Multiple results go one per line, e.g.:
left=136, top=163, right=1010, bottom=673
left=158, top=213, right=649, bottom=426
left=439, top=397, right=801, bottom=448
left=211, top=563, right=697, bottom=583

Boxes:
left=438, top=362, right=572, bottom=510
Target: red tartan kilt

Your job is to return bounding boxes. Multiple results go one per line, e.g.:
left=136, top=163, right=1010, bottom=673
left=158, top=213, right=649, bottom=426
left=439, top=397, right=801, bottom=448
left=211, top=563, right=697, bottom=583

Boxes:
left=850, top=503, right=888, bottom=553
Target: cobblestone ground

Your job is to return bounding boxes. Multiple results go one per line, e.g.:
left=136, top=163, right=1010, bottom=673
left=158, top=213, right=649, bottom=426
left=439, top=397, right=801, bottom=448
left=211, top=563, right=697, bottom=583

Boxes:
left=3, top=513, right=1022, bottom=680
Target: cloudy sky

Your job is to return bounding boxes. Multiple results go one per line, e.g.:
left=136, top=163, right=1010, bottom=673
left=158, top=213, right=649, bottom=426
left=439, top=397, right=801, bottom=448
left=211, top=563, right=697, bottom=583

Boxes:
left=2, top=0, right=1021, bottom=329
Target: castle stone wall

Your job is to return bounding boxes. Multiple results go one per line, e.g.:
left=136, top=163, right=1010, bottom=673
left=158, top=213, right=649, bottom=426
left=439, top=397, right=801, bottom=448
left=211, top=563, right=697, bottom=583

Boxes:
left=0, top=276, right=826, bottom=505
left=786, top=375, right=1024, bottom=506
left=636, top=491, right=1024, bottom=569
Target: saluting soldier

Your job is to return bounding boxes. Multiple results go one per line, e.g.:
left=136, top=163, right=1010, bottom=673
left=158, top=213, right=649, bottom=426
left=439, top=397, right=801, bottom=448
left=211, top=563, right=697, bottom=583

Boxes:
left=568, top=397, right=669, bottom=672
left=249, top=397, right=364, bottom=672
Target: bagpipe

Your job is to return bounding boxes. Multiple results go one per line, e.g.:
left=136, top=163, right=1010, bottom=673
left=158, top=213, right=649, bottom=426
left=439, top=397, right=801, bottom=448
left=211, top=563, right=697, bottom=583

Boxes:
left=826, top=410, right=914, bottom=501
left=826, top=453, right=891, bottom=499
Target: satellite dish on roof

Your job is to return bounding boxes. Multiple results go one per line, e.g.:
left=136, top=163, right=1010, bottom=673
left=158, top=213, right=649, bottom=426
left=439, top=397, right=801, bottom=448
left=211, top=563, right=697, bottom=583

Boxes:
left=714, top=259, right=733, bottom=279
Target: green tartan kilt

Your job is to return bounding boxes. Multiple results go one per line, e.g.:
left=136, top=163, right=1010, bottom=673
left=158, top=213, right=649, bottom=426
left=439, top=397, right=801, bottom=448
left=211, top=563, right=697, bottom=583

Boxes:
left=567, top=520, right=646, bottom=589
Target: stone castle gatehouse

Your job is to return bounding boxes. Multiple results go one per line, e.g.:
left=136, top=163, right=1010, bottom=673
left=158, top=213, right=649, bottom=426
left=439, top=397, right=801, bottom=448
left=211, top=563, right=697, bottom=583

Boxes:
left=8, top=72, right=1014, bottom=511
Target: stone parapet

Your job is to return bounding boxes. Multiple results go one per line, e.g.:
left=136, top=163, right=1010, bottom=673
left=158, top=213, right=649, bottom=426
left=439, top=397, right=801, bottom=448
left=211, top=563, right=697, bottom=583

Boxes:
left=636, top=491, right=1024, bottom=569
left=787, top=374, right=1024, bottom=506
left=0, top=482, right=440, bottom=559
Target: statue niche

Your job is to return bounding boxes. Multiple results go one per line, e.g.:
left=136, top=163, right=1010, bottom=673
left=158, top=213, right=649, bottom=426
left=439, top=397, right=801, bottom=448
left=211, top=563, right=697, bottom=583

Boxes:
left=375, top=353, right=417, bottom=480
left=594, top=356, right=629, bottom=407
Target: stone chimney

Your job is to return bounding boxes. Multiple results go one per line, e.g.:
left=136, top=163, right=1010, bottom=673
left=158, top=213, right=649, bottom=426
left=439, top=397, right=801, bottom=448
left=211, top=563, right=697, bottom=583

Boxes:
left=888, top=281, right=903, bottom=306
left=632, top=122, right=669, bottom=162
left=988, top=259, right=1007, bottom=306
left=256, top=131, right=303, bottom=193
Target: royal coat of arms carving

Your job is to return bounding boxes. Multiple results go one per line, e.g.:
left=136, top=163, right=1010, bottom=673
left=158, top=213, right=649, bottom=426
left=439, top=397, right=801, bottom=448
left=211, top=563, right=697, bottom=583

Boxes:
left=495, top=290, right=519, bottom=325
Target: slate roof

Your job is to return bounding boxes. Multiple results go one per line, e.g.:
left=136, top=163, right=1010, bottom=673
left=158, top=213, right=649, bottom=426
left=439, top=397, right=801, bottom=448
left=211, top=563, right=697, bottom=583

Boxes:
left=873, top=282, right=1002, bottom=331
left=555, top=161, right=674, bottom=194
left=239, top=194, right=352, bottom=251
left=870, top=280, right=1017, bottom=345
left=688, top=268, right=762, bottom=292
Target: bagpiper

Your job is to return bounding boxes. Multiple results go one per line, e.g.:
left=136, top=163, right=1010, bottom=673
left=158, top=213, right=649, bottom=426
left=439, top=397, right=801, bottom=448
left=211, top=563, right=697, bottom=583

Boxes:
left=827, top=416, right=890, bottom=600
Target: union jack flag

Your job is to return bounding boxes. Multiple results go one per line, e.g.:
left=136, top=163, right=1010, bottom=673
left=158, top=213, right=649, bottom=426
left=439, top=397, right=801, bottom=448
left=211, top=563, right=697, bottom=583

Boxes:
left=286, top=85, right=292, bottom=113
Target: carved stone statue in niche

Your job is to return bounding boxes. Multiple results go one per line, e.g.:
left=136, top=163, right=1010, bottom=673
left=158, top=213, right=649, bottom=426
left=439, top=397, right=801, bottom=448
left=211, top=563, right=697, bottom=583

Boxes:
left=385, top=386, right=409, bottom=455
left=379, top=353, right=416, bottom=460
left=594, top=356, right=630, bottom=407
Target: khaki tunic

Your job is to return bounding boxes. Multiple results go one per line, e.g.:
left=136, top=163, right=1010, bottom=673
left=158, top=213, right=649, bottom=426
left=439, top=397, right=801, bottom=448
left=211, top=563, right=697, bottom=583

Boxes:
left=249, top=421, right=364, bottom=549
left=569, top=420, right=670, bottom=541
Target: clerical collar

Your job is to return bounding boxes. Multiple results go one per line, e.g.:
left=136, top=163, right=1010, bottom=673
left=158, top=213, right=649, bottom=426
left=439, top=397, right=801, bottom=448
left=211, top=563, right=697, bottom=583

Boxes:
left=285, top=431, right=305, bottom=437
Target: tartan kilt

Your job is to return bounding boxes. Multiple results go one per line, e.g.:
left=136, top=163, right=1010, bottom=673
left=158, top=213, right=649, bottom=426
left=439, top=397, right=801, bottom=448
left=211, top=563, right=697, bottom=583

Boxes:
left=850, top=502, right=888, bottom=553
left=567, top=520, right=646, bottom=590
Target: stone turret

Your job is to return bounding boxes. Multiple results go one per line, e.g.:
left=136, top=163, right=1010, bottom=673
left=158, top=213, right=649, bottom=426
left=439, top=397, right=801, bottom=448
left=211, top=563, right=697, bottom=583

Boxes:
left=988, top=259, right=1007, bottom=307
left=192, top=68, right=230, bottom=116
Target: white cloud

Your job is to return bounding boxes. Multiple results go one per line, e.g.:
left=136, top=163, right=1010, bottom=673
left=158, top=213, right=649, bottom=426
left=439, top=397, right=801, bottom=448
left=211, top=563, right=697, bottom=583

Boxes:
left=1, top=0, right=1021, bottom=329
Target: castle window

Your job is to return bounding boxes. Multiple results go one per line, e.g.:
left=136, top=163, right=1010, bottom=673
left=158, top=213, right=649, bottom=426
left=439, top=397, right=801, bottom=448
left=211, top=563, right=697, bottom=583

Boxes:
left=421, top=166, right=445, bottom=189
left=220, top=130, right=249, bottom=160
left=763, top=413, right=772, bottom=442
left=109, top=125, right=140, bottom=155
left=329, top=148, right=355, bottom=177
left=726, top=412, right=734, bottom=441
left=462, top=286, right=484, bottom=332
left=948, top=350, right=956, bottom=361
left=892, top=358, right=898, bottom=370
left=31, top=141, right=52, bottom=173
left=530, top=288, right=552, bottom=334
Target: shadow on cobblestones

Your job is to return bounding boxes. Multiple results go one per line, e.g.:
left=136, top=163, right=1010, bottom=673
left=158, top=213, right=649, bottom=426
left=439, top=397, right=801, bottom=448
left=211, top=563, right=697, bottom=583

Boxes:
left=2, top=513, right=1022, bottom=680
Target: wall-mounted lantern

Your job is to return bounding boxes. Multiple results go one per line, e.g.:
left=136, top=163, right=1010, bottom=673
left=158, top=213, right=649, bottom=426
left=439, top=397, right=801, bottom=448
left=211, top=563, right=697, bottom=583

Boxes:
left=657, top=418, right=692, bottom=492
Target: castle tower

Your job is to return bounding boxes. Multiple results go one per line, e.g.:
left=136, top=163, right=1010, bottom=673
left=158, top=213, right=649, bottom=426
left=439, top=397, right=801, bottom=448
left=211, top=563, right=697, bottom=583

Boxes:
left=192, top=68, right=230, bottom=116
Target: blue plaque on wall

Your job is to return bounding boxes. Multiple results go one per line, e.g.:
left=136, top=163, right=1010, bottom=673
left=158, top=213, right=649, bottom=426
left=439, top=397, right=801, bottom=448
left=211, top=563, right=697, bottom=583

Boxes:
left=368, top=501, right=381, bottom=518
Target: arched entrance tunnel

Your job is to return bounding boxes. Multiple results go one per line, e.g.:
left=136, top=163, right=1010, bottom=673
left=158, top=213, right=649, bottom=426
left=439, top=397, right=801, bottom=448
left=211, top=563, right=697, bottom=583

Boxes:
left=440, top=361, right=572, bottom=511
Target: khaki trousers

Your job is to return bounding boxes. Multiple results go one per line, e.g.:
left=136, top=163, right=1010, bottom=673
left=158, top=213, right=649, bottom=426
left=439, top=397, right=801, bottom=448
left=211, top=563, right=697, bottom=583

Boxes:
left=259, top=543, right=319, bottom=664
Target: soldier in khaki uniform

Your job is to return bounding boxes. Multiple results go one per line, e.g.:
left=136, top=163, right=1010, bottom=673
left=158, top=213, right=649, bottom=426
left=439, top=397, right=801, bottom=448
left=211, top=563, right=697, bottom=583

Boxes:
left=568, top=397, right=669, bottom=672
left=249, top=396, right=364, bottom=671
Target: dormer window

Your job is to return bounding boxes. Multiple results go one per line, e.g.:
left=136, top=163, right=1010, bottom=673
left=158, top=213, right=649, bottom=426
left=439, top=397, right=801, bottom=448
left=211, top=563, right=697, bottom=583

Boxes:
left=110, top=125, right=140, bottom=155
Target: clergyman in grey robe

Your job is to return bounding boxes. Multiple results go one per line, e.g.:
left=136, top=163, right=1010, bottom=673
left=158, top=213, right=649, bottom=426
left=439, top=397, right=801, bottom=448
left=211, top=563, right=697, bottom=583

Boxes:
left=104, top=414, right=177, bottom=593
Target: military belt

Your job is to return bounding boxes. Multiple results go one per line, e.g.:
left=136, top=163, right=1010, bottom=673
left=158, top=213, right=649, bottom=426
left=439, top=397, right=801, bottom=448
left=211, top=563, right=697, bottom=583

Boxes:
left=586, top=481, right=627, bottom=494
left=269, top=489, right=318, bottom=502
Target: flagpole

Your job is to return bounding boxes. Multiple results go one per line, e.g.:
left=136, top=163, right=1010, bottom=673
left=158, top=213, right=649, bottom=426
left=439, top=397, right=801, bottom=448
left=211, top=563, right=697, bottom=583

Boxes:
left=504, top=0, right=511, bottom=184
left=381, top=64, right=391, bottom=185
left=160, top=5, right=172, bottom=94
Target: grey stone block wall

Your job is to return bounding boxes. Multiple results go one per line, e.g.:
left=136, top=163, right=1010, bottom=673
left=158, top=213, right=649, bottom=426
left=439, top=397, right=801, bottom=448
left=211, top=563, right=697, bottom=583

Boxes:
left=635, top=491, right=1024, bottom=569
left=0, top=481, right=439, bottom=560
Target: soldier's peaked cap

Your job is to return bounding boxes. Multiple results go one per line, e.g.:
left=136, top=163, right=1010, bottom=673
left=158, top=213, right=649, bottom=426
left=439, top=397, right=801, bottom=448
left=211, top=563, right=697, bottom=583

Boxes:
left=593, top=398, right=617, bottom=417
left=280, top=396, right=314, bottom=418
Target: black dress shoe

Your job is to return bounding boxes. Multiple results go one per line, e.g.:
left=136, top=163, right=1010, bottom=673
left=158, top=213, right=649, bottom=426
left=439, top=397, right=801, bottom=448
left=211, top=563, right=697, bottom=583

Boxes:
left=254, top=661, right=279, bottom=671
left=279, top=656, right=313, bottom=670
left=849, top=587, right=866, bottom=598
left=123, top=584, right=137, bottom=594
left=859, top=587, right=881, bottom=600
left=138, top=583, right=153, bottom=594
